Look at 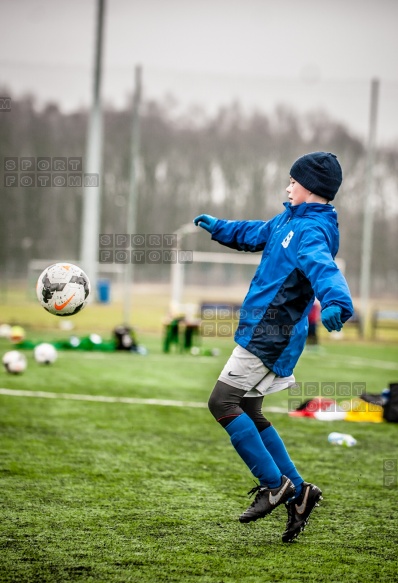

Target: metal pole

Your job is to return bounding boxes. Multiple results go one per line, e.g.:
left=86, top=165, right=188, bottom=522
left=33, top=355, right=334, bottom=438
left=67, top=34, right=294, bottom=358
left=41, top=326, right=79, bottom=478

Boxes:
left=359, top=78, right=379, bottom=337
left=170, top=260, right=184, bottom=312
left=80, top=0, right=105, bottom=296
left=169, top=223, right=198, bottom=311
left=123, top=65, right=142, bottom=325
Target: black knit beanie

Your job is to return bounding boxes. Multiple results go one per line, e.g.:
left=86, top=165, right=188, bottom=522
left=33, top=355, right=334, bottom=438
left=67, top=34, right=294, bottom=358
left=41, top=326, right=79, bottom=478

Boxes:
left=290, top=152, right=343, bottom=201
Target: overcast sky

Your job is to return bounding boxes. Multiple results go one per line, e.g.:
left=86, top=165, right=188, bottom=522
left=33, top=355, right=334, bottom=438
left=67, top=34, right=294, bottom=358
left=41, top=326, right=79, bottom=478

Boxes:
left=1, top=0, right=398, bottom=144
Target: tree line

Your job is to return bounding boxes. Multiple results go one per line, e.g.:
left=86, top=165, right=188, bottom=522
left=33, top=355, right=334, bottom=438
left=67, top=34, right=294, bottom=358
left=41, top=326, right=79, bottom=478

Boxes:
left=1, top=93, right=397, bottom=297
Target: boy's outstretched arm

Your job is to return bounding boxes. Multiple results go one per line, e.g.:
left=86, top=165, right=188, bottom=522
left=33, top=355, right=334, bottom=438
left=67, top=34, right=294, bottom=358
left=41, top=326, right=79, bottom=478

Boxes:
left=193, top=214, right=271, bottom=252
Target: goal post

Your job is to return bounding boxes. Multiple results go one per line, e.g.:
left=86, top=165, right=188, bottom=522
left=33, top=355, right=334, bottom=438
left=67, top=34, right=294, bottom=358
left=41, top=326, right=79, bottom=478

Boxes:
left=170, top=250, right=261, bottom=311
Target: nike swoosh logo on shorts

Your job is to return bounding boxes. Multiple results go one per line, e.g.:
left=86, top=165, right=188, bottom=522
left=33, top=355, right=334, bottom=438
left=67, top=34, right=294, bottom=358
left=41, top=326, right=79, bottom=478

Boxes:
left=295, top=486, right=310, bottom=514
left=54, top=293, right=75, bottom=311
left=228, top=371, right=242, bottom=377
left=269, top=479, right=290, bottom=505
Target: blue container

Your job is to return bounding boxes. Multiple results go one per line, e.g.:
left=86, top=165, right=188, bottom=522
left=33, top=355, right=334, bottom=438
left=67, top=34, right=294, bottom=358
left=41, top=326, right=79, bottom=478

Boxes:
left=97, top=279, right=111, bottom=303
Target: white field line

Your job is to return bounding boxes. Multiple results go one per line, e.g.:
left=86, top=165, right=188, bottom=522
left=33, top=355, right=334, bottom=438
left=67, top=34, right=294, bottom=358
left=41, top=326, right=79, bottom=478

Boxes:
left=57, top=353, right=221, bottom=363
left=304, top=353, right=398, bottom=371
left=0, top=388, right=286, bottom=413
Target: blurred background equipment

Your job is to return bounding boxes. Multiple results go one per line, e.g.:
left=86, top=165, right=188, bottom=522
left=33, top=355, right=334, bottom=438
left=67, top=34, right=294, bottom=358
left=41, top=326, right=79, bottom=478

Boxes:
left=162, top=304, right=201, bottom=354
left=113, top=325, right=138, bottom=351
left=9, top=325, right=26, bottom=344
left=327, top=432, right=357, bottom=447
left=361, top=383, right=398, bottom=423
left=97, top=278, right=111, bottom=303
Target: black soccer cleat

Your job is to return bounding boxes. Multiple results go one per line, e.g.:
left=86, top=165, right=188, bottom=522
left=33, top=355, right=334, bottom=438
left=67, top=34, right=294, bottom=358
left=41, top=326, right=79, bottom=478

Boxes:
left=239, top=475, right=295, bottom=523
left=282, top=481, right=323, bottom=543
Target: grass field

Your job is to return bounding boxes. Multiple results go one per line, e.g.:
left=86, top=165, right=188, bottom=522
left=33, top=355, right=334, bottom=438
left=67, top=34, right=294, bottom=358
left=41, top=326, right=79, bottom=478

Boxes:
left=1, top=291, right=398, bottom=582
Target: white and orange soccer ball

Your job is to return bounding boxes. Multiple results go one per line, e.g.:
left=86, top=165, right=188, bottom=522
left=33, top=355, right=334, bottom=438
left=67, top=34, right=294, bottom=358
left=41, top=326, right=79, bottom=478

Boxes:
left=36, top=263, right=91, bottom=317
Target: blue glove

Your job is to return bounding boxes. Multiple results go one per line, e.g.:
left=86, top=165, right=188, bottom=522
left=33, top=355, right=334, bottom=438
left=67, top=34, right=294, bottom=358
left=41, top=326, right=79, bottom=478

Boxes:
left=321, top=306, right=343, bottom=332
left=193, top=214, right=218, bottom=234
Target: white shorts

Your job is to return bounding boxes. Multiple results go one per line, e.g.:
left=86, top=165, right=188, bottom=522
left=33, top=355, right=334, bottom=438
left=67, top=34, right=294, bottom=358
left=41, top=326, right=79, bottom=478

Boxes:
left=218, top=345, right=296, bottom=398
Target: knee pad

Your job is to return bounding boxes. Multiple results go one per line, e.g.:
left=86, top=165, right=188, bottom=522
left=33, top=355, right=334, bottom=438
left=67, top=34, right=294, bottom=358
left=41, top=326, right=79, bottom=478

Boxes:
left=208, top=380, right=246, bottom=425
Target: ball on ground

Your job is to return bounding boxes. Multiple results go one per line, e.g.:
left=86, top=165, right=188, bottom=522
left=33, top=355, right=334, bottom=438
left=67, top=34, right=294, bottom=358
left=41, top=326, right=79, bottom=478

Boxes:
left=34, top=343, right=58, bottom=365
left=2, top=350, right=27, bottom=374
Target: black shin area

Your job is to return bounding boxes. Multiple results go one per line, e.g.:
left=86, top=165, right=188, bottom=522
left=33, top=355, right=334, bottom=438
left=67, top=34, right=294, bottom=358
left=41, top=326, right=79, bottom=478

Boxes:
left=208, top=380, right=246, bottom=428
left=240, top=396, right=271, bottom=432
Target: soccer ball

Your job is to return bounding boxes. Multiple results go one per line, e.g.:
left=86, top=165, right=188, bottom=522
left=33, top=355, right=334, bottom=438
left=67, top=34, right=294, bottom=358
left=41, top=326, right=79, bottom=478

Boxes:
left=34, top=343, right=58, bottom=365
left=36, top=263, right=90, bottom=316
left=2, top=350, right=27, bottom=374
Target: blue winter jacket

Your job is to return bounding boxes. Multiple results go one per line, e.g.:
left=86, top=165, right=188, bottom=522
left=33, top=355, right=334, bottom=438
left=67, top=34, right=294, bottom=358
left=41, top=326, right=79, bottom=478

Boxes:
left=211, top=202, right=354, bottom=376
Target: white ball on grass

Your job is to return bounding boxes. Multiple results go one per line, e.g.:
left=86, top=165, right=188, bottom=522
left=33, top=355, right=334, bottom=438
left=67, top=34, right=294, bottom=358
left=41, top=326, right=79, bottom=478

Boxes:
left=34, top=343, right=58, bottom=365
left=2, top=350, right=27, bottom=374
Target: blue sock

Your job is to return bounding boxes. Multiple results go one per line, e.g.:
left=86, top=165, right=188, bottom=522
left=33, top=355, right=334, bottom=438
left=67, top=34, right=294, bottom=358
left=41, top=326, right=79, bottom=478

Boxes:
left=260, top=426, right=303, bottom=497
left=225, top=414, right=282, bottom=487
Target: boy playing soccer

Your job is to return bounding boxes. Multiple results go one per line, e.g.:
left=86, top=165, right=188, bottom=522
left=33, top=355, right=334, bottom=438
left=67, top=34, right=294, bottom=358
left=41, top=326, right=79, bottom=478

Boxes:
left=193, top=152, right=353, bottom=542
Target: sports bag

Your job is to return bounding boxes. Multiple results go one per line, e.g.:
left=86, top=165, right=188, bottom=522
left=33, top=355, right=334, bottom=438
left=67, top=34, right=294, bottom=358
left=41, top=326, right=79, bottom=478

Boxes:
left=383, top=383, right=398, bottom=423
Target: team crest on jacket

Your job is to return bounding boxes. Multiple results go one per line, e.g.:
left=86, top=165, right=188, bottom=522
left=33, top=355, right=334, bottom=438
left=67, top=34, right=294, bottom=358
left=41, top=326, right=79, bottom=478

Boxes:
left=282, top=230, right=295, bottom=248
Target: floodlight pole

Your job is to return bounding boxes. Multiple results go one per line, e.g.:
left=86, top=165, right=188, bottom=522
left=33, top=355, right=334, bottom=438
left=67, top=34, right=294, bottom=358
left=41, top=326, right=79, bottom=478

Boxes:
left=170, top=223, right=198, bottom=311
left=80, top=0, right=105, bottom=296
left=123, top=65, right=142, bottom=325
left=359, top=78, right=379, bottom=337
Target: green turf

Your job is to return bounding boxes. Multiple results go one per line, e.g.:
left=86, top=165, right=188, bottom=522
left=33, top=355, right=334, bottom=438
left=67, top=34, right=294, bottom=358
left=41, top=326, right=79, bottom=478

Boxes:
left=1, top=326, right=398, bottom=581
